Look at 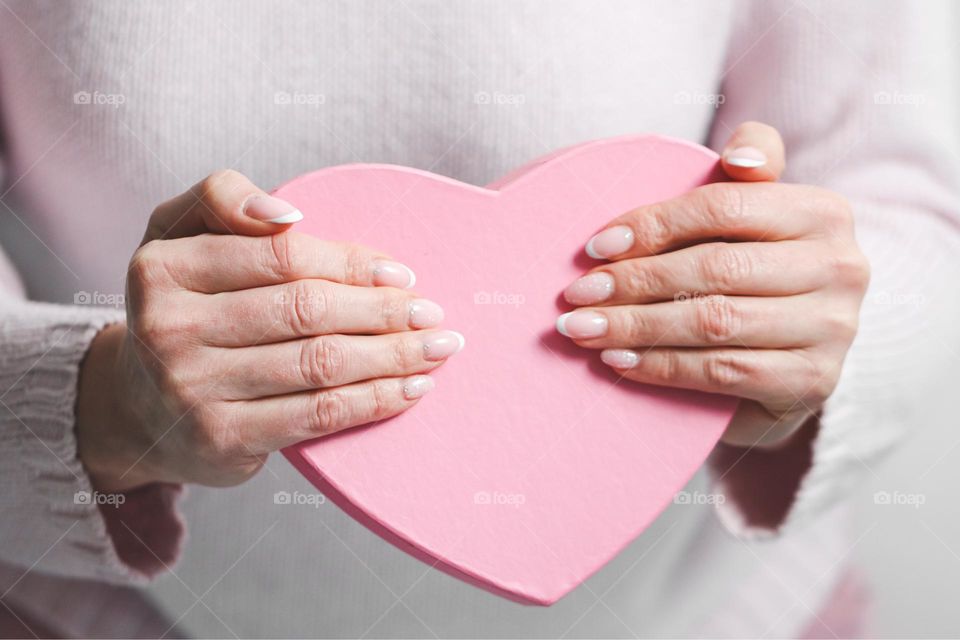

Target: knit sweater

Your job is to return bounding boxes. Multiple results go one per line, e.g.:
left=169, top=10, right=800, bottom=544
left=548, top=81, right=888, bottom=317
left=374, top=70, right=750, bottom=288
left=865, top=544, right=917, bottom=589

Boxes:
left=1, top=1, right=958, bottom=637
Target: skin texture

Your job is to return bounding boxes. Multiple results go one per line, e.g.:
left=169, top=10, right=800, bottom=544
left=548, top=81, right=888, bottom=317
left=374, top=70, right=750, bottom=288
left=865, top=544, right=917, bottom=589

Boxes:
left=562, top=122, right=870, bottom=448
left=77, top=170, right=461, bottom=491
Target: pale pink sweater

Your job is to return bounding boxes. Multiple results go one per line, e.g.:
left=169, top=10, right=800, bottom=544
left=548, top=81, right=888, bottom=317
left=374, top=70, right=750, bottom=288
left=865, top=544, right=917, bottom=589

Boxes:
left=1, top=1, right=958, bottom=637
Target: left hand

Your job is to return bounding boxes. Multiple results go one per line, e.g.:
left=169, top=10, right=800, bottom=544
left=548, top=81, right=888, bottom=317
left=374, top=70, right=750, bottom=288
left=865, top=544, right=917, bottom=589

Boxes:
left=557, top=122, right=870, bottom=448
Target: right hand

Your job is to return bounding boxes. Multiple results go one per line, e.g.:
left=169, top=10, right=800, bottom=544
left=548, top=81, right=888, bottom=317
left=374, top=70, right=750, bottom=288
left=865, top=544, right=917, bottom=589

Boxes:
left=77, top=170, right=463, bottom=490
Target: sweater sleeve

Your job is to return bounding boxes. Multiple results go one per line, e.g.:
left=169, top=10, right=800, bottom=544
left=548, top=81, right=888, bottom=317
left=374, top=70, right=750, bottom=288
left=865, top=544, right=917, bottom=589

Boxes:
left=704, top=0, right=960, bottom=536
left=0, top=268, right=184, bottom=583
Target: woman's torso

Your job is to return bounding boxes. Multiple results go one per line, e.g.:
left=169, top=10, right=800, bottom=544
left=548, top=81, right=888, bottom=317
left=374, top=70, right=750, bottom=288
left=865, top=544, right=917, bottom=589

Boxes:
left=0, top=2, right=851, bottom=636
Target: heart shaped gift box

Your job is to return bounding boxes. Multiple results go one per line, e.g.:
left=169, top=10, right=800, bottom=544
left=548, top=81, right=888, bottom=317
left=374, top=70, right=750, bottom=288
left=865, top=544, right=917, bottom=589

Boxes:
left=275, top=135, right=737, bottom=605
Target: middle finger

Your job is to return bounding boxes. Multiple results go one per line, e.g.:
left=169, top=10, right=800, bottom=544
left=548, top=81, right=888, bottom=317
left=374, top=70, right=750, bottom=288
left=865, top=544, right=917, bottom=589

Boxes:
left=556, top=294, right=825, bottom=349
left=198, top=280, right=446, bottom=346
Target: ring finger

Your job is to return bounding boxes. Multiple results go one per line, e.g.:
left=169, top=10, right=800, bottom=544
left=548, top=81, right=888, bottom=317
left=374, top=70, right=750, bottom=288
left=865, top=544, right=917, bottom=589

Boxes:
left=213, top=329, right=465, bottom=399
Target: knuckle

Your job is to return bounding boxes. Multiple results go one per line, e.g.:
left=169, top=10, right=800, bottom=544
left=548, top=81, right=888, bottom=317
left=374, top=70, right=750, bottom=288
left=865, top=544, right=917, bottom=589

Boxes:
left=369, top=379, right=397, bottom=417
left=700, top=244, right=753, bottom=289
left=643, top=350, right=681, bottom=382
left=633, top=204, right=671, bottom=251
left=378, top=292, right=410, bottom=331
left=262, top=232, right=300, bottom=280
left=621, top=262, right=665, bottom=297
left=825, top=310, right=860, bottom=343
left=391, top=336, right=423, bottom=372
left=128, top=241, right=171, bottom=291
left=695, top=296, right=741, bottom=343
left=312, top=390, right=352, bottom=435
left=301, top=336, right=346, bottom=387
left=830, top=249, right=871, bottom=289
left=809, top=372, right=839, bottom=405
left=285, top=281, right=329, bottom=335
left=700, top=183, right=747, bottom=229
left=623, top=308, right=656, bottom=343
left=703, top=352, right=752, bottom=389
left=189, top=407, right=235, bottom=460
left=340, top=243, right=374, bottom=285
left=798, top=354, right=837, bottom=404
left=196, top=170, right=246, bottom=218
left=200, top=169, right=242, bottom=196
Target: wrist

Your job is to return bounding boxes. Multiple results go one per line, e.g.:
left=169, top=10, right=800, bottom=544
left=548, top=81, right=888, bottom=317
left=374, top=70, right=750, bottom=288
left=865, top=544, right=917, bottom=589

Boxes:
left=76, top=322, right=154, bottom=492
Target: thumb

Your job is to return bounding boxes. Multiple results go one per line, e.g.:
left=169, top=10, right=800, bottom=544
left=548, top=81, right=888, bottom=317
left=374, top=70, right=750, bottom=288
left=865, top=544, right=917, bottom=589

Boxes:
left=141, top=169, right=302, bottom=245
left=720, top=121, right=786, bottom=182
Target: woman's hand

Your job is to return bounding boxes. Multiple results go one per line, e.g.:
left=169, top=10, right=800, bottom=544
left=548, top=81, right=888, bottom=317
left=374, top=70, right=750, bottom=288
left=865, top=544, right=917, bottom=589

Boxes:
left=77, top=170, right=463, bottom=491
left=557, top=123, right=870, bottom=447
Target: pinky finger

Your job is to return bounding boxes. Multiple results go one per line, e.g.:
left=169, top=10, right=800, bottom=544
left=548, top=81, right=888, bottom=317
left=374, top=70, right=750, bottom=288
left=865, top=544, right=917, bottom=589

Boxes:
left=600, top=347, right=817, bottom=407
left=237, top=374, right=434, bottom=452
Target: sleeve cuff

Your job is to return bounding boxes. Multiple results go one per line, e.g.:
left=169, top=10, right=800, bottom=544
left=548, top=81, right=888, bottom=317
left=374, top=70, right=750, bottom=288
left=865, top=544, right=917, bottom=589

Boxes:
left=0, top=300, right=184, bottom=583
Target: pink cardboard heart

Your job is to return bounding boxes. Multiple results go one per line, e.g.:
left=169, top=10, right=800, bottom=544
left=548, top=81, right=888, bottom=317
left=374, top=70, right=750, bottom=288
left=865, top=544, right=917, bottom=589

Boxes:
left=276, top=134, right=737, bottom=605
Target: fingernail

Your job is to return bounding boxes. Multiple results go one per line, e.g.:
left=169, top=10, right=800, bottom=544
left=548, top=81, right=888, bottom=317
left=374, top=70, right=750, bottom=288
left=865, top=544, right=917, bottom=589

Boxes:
left=556, top=310, right=608, bottom=339
left=244, top=195, right=304, bottom=224
left=409, top=298, right=445, bottom=329
left=724, top=146, right=767, bottom=168
left=586, top=225, right=634, bottom=259
left=422, top=330, right=466, bottom=361
left=403, top=374, right=435, bottom=400
left=564, top=272, right=614, bottom=305
left=373, top=260, right=417, bottom=289
left=601, top=349, right=639, bottom=369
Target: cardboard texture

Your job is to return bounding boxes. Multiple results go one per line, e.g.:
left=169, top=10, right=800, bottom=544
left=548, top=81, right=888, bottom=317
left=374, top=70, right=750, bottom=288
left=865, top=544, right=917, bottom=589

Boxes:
left=275, top=134, right=738, bottom=605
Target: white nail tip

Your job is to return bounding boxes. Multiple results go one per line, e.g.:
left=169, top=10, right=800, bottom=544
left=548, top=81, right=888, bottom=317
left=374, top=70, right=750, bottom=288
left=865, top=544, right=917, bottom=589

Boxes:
left=725, top=157, right=766, bottom=168
left=555, top=312, right=573, bottom=337
left=402, top=264, right=417, bottom=289
left=450, top=331, right=466, bottom=352
left=266, top=209, right=304, bottom=224
left=585, top=238, right=603, bottom=260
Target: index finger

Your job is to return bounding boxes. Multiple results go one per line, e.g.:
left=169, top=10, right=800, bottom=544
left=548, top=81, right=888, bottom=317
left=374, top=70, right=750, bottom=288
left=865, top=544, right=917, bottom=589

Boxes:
left=154, top=231, right=416, bottom=293
left=584, top=182, right=833, bottom=261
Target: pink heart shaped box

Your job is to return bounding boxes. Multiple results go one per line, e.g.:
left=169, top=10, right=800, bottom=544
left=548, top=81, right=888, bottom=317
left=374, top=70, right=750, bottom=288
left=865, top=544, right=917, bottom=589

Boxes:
left=275, top=135, right=737, bottom=605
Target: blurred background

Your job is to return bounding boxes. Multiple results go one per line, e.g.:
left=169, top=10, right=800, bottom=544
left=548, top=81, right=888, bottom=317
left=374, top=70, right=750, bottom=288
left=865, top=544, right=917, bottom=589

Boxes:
left=845, top=5, right=960, bottom=635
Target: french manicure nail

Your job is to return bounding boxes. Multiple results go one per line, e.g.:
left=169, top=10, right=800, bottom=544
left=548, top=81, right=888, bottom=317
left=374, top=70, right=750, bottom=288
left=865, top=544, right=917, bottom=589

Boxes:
left=244, top=194, right=304, bottom=224
left=556, top=310, right=608, bottom=339
left=586, top=225, right=634, bottom=259
left=423, top=330, right=466, bottom=361
left=564, top=272, right=614, bottom=305
left=724, top=146, right=767, bottom=168
left=409, top=298, right=445, bottom=329
left=601, top=349, right=639, bottom=369
left=373, top=260, right=417, bottom=289
left=402, top=374, right=435, bottom=400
